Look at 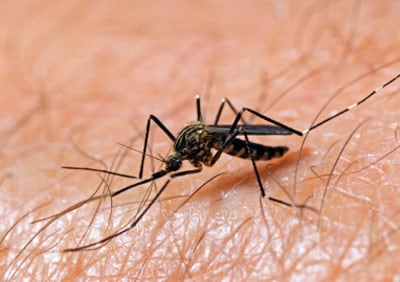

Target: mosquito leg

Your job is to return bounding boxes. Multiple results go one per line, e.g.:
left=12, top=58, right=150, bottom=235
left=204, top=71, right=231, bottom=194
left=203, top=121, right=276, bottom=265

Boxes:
left=61, top=166, right=139, bottom=179
left=213, top=97, right=248, bottom=125
left=63, top=178, right=173, bottom=251
left=194, top=95, right=249, bottom=125
left=303, top=73, right=400, bottom=134
left=139, top=115, right=176, bottom=179
left=228, top=74, right=400, bottom=136
left=127, top=167, right=202, bottom=230
left=64, top=167, right=202, bottom=252
left=62, top=115, right=177, bottom=180
left=240, top=128, right=267, bottom=197
left=212, top=127, right=274, bottom=198
left=239, top=130, right=298, bottom=208
left=209, top=127, right=300, bottom=207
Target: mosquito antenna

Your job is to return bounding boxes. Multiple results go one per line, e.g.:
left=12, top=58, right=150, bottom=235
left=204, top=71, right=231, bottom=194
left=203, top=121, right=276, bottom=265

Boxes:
left=116, top=142, right=164, bottom=162
left=61, top=166, right=138, bottom=179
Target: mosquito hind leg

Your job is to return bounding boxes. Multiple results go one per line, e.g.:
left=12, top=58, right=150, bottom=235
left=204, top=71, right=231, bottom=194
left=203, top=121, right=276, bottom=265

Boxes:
left=209, top=126, right=298, bottom=207
left=236, top=129, right=309, bottom=209
left=228, top=74, right=400, bottom=137
left=209, top=125, right=280, bottom=197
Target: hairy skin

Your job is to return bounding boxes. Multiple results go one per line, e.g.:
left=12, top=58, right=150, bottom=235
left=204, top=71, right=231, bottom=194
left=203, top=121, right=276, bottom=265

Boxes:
left=1, top=1, right=400, bottom=280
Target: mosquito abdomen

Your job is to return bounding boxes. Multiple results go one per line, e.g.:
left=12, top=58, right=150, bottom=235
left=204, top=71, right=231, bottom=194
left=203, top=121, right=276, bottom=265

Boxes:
left=219, top=138, right=288, bottom=160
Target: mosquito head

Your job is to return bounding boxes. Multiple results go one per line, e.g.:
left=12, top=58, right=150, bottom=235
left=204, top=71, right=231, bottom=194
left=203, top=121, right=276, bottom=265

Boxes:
left=165, top=154, right=182, bottom=172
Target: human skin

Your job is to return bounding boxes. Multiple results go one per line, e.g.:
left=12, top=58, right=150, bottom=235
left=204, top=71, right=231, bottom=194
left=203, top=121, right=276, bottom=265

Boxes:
left=1, top=1, right=400, bottom=280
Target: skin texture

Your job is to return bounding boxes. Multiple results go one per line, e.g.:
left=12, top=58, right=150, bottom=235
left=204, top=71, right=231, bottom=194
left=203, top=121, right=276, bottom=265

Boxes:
left=1, top=1, right=400, bottom=280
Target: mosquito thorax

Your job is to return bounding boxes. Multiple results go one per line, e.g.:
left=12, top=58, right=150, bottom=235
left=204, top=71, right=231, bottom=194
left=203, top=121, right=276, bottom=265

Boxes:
left=174, top=122, right=212, bottom=154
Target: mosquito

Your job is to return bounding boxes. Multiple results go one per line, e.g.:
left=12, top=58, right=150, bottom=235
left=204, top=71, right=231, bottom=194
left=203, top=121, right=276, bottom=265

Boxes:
left=62, top=73, right=400, bottom=251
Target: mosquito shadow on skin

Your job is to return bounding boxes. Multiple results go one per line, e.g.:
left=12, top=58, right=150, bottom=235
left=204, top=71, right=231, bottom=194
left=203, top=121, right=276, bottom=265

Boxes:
left=191, top=149, right=310, bottom=201
left=274, top=146, right=312, bottom=170
left=237, top=148, right=312, bottom=198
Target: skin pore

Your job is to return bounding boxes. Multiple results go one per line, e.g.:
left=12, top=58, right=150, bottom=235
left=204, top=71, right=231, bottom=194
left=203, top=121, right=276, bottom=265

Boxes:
left=1, top=1, right=400, bottom=280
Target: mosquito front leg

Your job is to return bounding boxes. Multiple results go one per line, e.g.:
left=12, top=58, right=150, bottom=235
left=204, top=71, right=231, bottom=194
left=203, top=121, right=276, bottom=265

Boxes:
left=139, top=115, right=176, bottom=179
left=64, top=167, right=202, bottom=252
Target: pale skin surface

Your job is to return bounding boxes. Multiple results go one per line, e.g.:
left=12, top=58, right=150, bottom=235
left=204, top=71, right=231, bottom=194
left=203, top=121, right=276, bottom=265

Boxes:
left=1, top=1, right=400, bottom=280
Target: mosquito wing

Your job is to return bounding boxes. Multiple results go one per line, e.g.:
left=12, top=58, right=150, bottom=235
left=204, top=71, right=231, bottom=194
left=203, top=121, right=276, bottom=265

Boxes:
left=207, top=124, right=295, bottom=136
